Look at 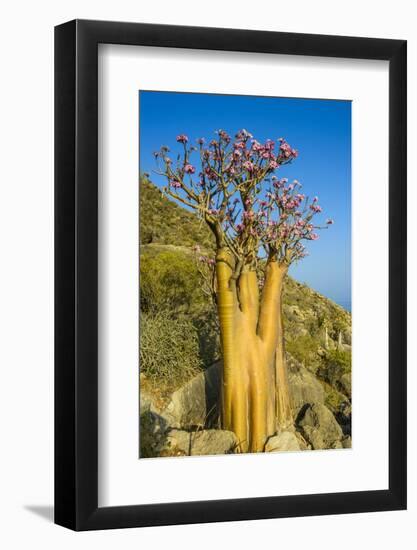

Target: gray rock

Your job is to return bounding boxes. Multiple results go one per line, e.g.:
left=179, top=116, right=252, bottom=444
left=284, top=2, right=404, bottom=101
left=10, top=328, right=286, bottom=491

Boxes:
left=342, top=435, right=352, bottom=448
left=265, top=431, right=301, bottom=452
left=189, top=429, right=237, bottom=456
left=343, top=329, right=352, bottom=346
left=139, top=390, right=153, bottom=415
left=297, top=403, right=344, bottom=450
left=162, top=362, right=221, bottom=429
left=139, top=410, right=172, bottom=458
left=157, top=428, right=237, bottom=456
left=339, top=373, right=351, bottom=397
left=287, top=357, right=326, bottom=416
left=158, top=429, right=192, bottom=456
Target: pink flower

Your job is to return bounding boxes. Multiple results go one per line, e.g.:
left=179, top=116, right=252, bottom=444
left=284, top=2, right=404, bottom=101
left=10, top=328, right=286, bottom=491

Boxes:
left=234, top=141, right=246, bottom=149
left=196, top=137, right=205, bottom=145
left=204, top=167, right=217, bottom=180
left=169, top=180, right=181, bottom=189
left=176, top=134, right=188, bottom=143
left=326, top=219, right=334, bottom=225
left=236, top=129, right=253, bottom=140
left=243, top=161, right=254, bottom=172
left=309, top=233, right=319, bottom=240
left=243, top=211, right=254, bottom=220
left=218, top=130, right=231, bottom=142
left=184, top=164, right=195, bottom=174
left=269, top=160, right=278, bottom=169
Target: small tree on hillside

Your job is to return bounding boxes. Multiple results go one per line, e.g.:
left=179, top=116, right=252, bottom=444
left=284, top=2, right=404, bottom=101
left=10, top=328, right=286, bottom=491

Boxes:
left=153, top=129, right=332, bottom=453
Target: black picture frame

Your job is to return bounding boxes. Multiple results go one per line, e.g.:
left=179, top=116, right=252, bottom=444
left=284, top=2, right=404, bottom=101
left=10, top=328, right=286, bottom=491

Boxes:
left=55, top=19, right=407, bottom=531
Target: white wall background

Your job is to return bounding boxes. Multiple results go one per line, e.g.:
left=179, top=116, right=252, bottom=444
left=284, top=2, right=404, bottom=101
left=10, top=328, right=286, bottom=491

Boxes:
left=0, top=1, right=414, bottom=548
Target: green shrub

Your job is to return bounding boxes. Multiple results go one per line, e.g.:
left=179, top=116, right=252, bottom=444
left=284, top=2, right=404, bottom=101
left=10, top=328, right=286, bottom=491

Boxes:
left=319, top=348, right=351, bottom=391
left=140, top=311, right=203, bottom=386
left=140, top=177, right=214, bottom=248
left=140, top=250, right=203, bottom=315
left=140, top=247, right=221, bottom=369
left=285, top=333, right=320, bottom=369
left=321, top=380, right=349, bottom=414
left=324, top=348, right=351, bottom=373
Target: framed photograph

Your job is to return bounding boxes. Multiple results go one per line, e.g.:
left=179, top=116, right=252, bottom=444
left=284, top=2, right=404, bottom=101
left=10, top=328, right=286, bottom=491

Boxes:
left=55, top=19, right=407, bottom=530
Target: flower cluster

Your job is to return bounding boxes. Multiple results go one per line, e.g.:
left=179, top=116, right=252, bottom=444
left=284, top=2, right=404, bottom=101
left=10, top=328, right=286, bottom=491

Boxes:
left=155, top=129, right=331, bottom=267
left=224, top=177, right=328, bottom=263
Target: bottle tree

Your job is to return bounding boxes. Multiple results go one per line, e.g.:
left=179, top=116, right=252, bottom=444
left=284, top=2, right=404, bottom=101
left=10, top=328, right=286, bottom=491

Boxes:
left=153, top=129, right=332, bottom=453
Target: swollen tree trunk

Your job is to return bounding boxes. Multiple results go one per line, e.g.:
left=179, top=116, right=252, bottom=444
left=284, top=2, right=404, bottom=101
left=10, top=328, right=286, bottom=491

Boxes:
left=216, top=249, right=293, bottom=453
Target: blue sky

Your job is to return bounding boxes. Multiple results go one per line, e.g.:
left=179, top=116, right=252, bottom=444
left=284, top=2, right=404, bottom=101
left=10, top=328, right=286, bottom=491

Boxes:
left=139, top=91, right=351, bottom=310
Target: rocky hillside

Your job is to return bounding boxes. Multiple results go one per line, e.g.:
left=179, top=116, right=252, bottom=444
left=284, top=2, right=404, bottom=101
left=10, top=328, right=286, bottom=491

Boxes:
left=139, top=177, right=352, bottom=457
left=140, top=177, right=214, bottom=249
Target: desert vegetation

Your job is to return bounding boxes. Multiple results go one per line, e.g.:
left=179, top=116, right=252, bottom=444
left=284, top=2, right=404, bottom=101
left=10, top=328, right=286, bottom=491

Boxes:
left=139, top=129, right=351, bottom=457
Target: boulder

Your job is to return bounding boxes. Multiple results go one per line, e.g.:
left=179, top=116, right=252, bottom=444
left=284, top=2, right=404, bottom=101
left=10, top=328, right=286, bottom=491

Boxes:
left=139, top=410, right=172, bottom=458
left=339, top=373, right=351, bottom=397
left=162, top=362, right=221, bottom=429
left=297, top=403, right=344, bottom=450
left=342, top=435, right=352, bottom=448
left=139, top=389, right=153, bottom=415
left=265, top=431, right=301, bottom=452
left=189, top=429, right=238, bottom=456
left=335, top=401, right=352, bottom=436
left=287, top=356, right=326, bottom=417
left=157, top=428, right=237, bottom=457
